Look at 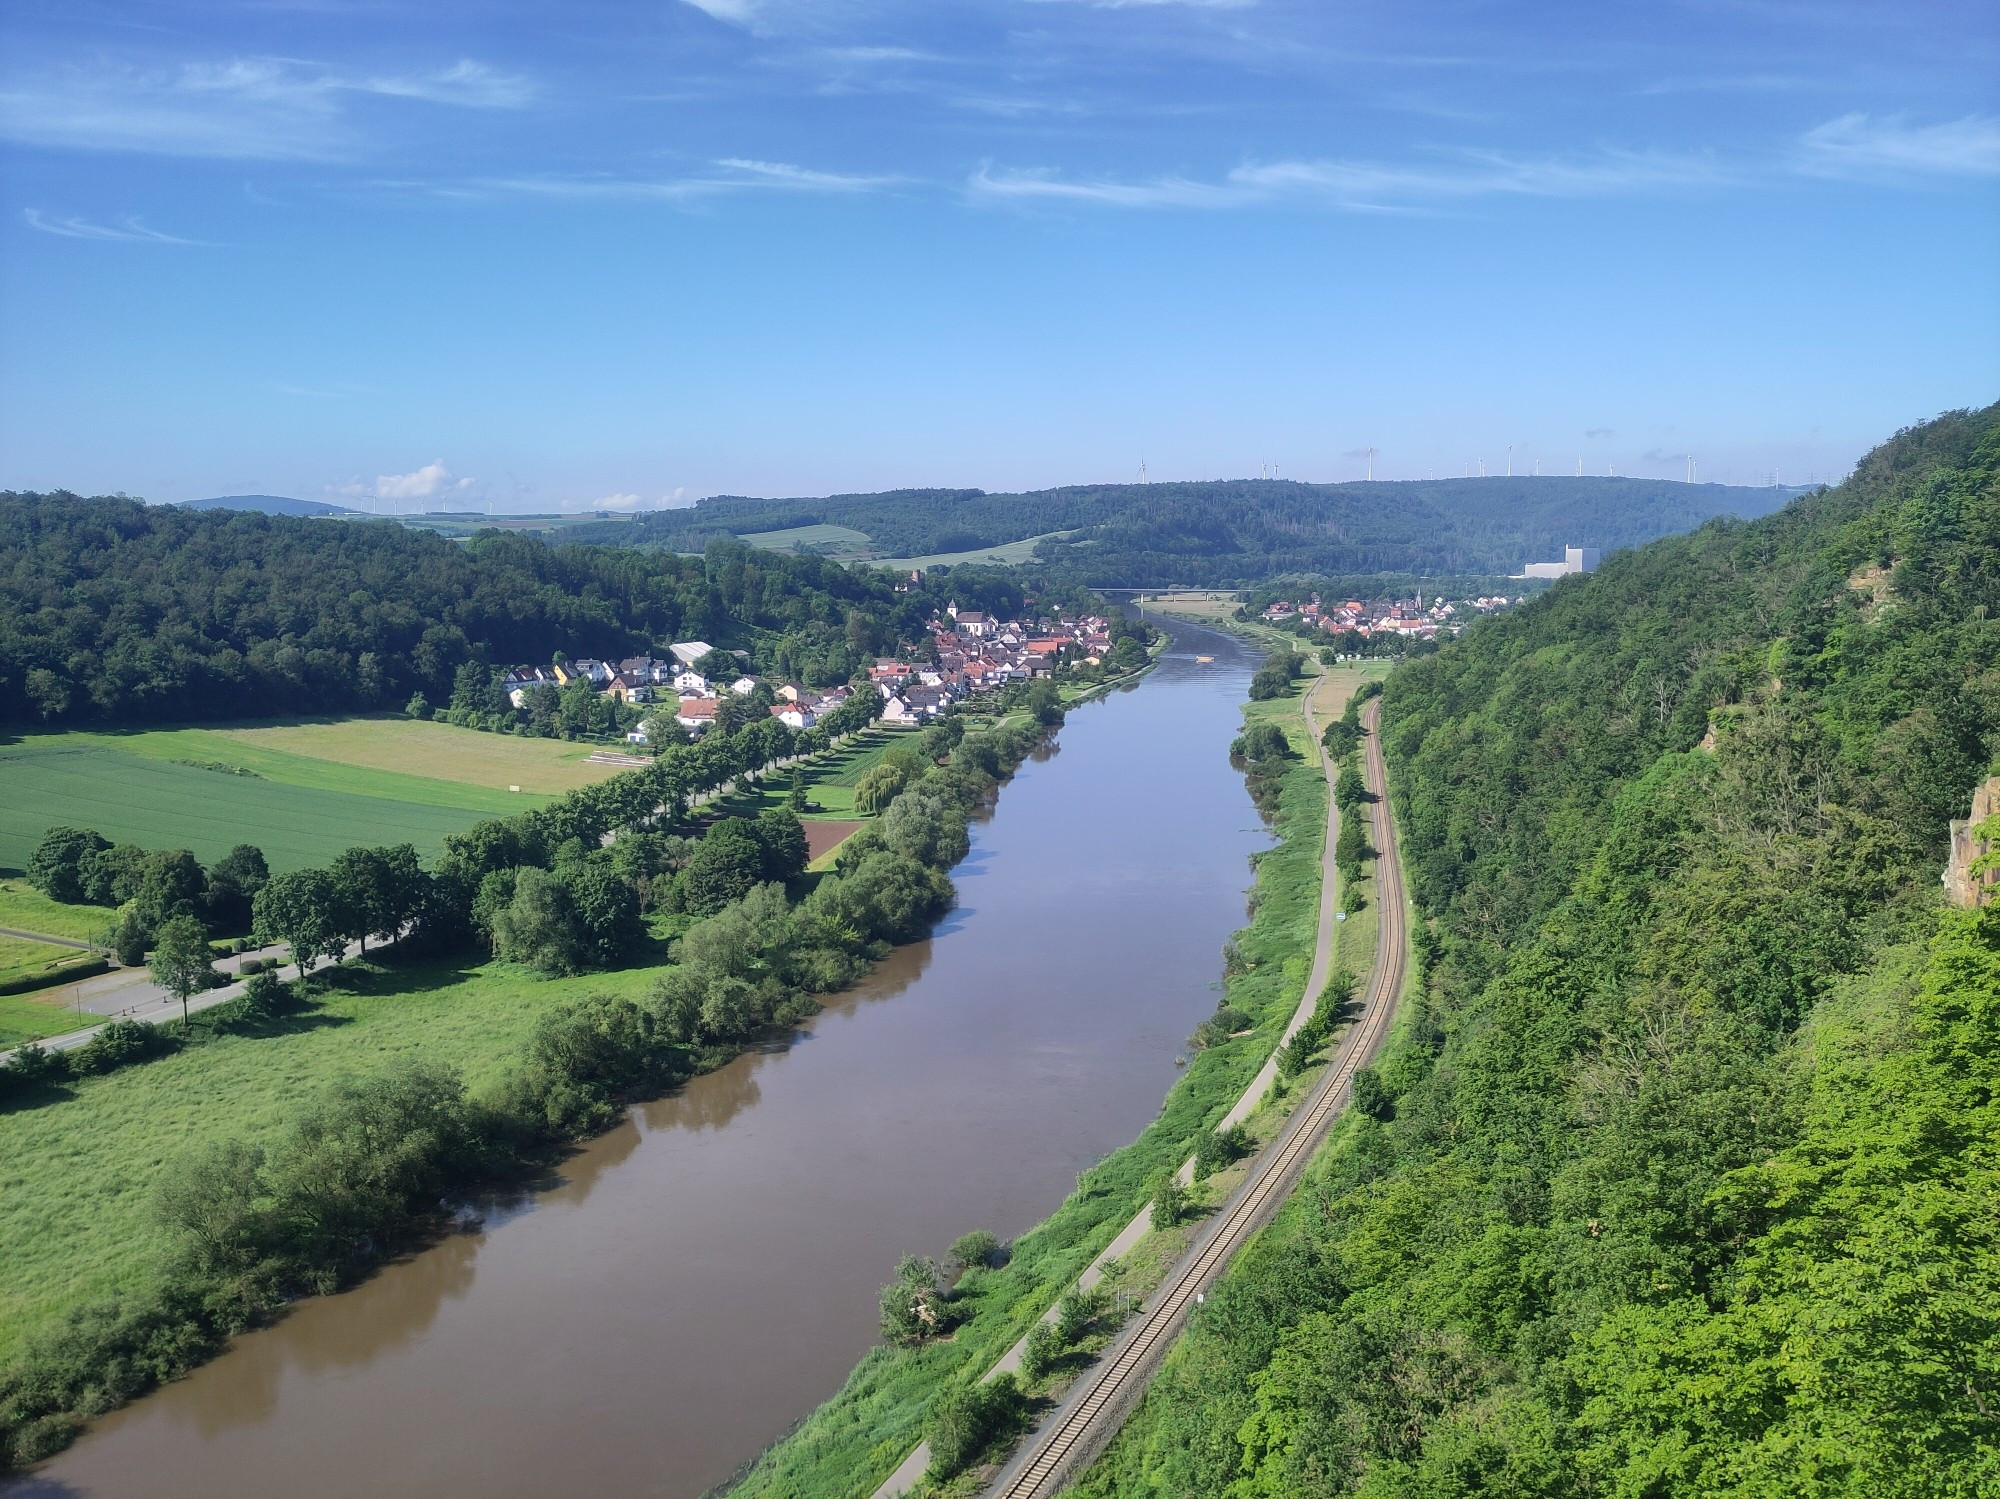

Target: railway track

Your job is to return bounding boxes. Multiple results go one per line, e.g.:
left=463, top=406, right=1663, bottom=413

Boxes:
left=983, top=696, right=1408, bottom=1499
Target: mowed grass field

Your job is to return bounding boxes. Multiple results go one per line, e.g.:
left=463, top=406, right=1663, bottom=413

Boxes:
left=0, top=879, right=106, bottom=942
left=0, top=953, right=660, bottom=1364
left=738, top=523, right=877, bottom=560
left=0, top=935, right=89, bottom=988
left=873, top=529, right=1072, bottom=569
left=0, top=987, right=88, bottom=1048
left=215, top=718, right=619, bottom=795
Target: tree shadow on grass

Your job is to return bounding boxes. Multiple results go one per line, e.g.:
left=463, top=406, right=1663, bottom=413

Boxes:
left=0, top=1075, right=77, bottom=1114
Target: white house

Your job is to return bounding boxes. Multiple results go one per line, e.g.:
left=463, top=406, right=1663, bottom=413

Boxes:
left=772, top=704, right=816, bottom=731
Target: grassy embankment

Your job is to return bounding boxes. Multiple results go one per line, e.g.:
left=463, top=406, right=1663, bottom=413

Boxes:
left=1063, top=692, right=1421, bottom=1499
left=0, top=665, right=1162, bottom=1460
left=0, top=718, right=621, bottom=875
left=0, top=952, right=659, bottom=1367
left=0, top=883, right=114, bottom=1040
left=0, top=710, right=1002, bottom=1393
left=724, top=668, right=1335, bottom=1498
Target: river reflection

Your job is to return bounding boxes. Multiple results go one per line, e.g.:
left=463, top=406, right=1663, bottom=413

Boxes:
left=18, top=617, right=1266, bottom=1499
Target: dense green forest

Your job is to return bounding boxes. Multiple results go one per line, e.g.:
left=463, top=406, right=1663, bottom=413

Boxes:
left=0, top=494, right=1033, bottom=727
left=570, top=476, right=1790, bottom=588
left=1081, top=404, right=2000, bottom=1496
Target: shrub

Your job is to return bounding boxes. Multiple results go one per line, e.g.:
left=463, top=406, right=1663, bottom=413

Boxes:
left=1020, top=1319, right=1062, bottom=1382
left=1193, top=1123, right=1252, bottom=1181
left=1192, top=1004, right=1252, bottom=1049
left=0, top=1042, right=71, bottom=1103
left=926, top=1374, right=1026, bottom=1481
left=1248, top=651, right=1304, bottom=701
left=880, top=1255, right=950, bottom=1344
left=71, top=1020, right=174, bottom=1077
left=1057, top=1284, right=1109, bottom=1344
left=501, top=993, right=676, bottom=1139
left=238, top=970, right=291, bottom=1021
left=1351, top=1065, right=1393, bottom=1120
left=948, top=1229, right=1001, bottom=1274
left=1149, top=1170, right=1190, bottom=1231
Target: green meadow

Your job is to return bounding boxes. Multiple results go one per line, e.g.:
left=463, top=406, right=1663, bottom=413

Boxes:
left=0, top=952, right=659, bottom=1365
left=0, top=879, right=106, bottom=942
left=0, top=739, right=520, bottom=874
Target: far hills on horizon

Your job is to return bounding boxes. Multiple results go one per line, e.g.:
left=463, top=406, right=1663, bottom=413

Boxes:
left=166, top=474, right=1804, bottom=589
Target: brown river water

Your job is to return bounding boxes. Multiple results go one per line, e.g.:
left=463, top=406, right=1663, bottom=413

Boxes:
left=11, top=616, right=1265, bottom=1499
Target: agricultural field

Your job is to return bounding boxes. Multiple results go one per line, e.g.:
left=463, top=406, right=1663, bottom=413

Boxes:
left=213, top=717, right=621, bottom=796
left=0, top=952, right=661, bottom=1363
left=873, top=528, right=1073, bottom=569
left=737, top=522, right=877, bottom=560
left=0, top=741, right=517, bottom=875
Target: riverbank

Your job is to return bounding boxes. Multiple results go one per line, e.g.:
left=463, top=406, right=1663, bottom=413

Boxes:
left=0, top=699, right=1077, bottom=1472
left=724, top=643, right=1374, bottom=1498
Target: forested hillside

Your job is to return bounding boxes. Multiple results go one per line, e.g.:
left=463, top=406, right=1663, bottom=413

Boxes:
left=1083, top=404, right=2000, bottom=1496
left=0, top=495, right=1028, bottom=727
left=573, top=476, right=1789, bottom=587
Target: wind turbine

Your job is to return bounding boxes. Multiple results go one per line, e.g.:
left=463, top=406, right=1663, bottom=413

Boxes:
left=1506, top=445, right=1513, bottom=477
left=1687, top=455, right=1697, bottom=483
left=1139, top=456, right=1148, bottom=485
left=1366, top=447, right=1375, bottom=481
left=1576, top=457, right=1583, bottom=476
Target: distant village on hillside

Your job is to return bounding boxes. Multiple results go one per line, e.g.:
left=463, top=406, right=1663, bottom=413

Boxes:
left=1256, top=543, right=1600, bottom=643
left=493, top=603, right=1121, bottom=745
left=1258, top=591, right=1519, bottom=644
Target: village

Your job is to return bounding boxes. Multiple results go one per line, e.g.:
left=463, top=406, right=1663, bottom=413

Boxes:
left=494, top=603, right=1124, bottom=745
left=1255, top=590, right=1521, bottom=643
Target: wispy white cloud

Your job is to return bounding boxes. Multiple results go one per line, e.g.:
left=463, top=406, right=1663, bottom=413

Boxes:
left=23, top=208, right=201, bottom=242
left=360, top=60, right=536, bottom=109
left=1030, top=0, right=1253, bottom=8
left=1637, top=73, right=1809, bottom=97
left=969, top=166, right=1241, bottom=208
left=971, top=147, right=1731, bottom=210
left=486, top=158, right=900, bottom=200
left=0, top=57, right=532, bottom=161
left=1798, top=113, right=2000, bottom=178
left=681, top=0, right=764, bottom=28
left=715, top=157, right=896, bottom=190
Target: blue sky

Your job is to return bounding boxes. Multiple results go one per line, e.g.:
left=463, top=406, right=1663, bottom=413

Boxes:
left=1, top=1, right=1995, bottom=510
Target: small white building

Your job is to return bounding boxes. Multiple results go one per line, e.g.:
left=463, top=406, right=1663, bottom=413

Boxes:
left=670, top=641, right=714, bottom=668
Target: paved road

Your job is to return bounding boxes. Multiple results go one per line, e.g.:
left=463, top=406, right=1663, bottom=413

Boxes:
left=0, top=936, right=362, bottom=1067
left=872, top=663, right=1376, bottom=1499
left=0, top=925, right=95, bottom=950
left=982, top=693, right=1408, bottom=1499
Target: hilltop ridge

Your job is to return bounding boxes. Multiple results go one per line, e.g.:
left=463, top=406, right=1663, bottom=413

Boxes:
left=570, top=475, right=1794, bottom=587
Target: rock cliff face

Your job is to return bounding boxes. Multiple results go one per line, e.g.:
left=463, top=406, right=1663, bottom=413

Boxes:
left=1945, top=775, right=2000, bottom=908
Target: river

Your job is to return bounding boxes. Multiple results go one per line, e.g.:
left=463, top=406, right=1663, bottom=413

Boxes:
left=13, top=616, right=1266, bottom=1499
